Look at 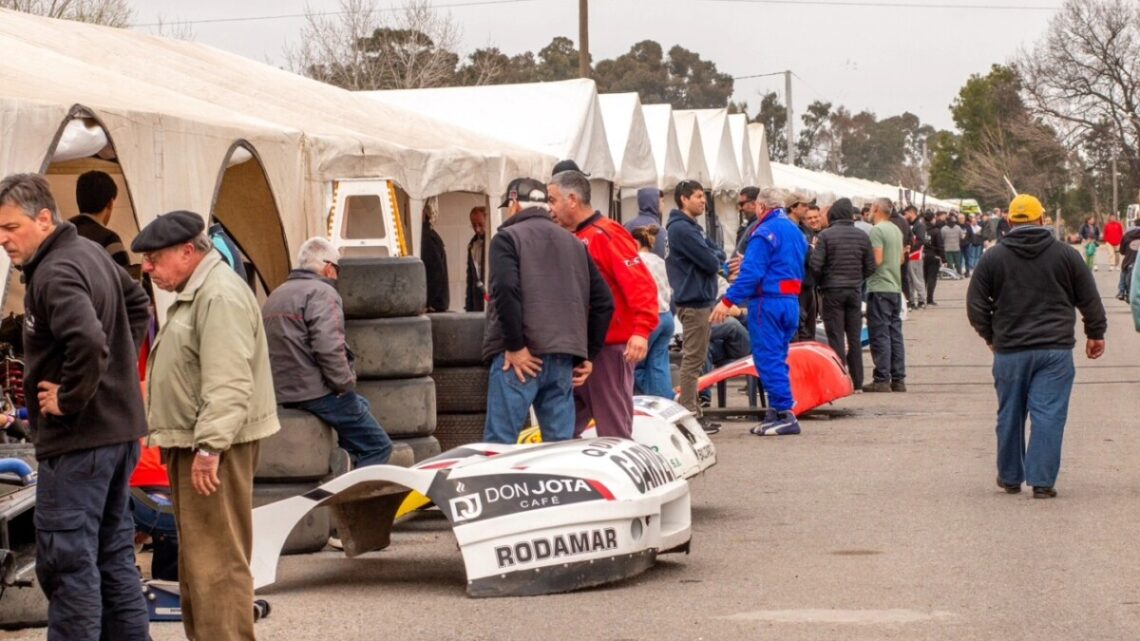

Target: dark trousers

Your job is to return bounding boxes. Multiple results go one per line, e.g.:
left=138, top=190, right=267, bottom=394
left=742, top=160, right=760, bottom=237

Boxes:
left=866, top=292, right=906, bottom=383
left=291, top=391, right=393, bottom=467
left=821, top=288, right=865, bottom=388
left=796, top=287, right=818, bottom=342
left=35, top=441, right=149, bottom=641
left=923, top=255, right=941, bottom=303
left=900, top=260, right=911, bottom=305
left=575, top=344, right=635, bottom=438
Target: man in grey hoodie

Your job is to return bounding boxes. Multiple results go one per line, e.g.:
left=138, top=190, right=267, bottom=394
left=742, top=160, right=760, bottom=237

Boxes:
left=625, top=187, right=668, bottom=258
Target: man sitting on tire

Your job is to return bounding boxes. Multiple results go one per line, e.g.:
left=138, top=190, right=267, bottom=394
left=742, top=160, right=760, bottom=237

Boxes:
left=482, top=178, right=614, bottom=444
left=262, top=237, right=393, bottom=467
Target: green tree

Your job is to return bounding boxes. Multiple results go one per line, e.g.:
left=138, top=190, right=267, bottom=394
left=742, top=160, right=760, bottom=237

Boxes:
left=752, top=92, right=788, bottom=163
left=535, top=36, right=581, bottom=82
left=592, top=40, right=733, bottom=109
left=929, top=131, right=965, bottom=197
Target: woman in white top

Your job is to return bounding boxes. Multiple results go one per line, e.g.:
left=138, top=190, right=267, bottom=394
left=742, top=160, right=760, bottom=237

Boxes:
left=630, top=225, right=676, bottom=399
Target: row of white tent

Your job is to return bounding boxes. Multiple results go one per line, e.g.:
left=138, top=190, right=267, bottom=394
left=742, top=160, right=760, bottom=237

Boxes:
left=0, top=9, right=962, bottom=311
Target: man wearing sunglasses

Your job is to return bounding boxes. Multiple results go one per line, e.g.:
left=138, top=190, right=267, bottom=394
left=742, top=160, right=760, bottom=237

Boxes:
left=262, top=237, right=393, bottom=469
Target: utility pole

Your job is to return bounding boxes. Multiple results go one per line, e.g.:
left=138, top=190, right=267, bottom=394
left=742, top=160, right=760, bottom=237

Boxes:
left=785, top=70, right=795, bottom=166
left=578, top=0, right=589, bottom=79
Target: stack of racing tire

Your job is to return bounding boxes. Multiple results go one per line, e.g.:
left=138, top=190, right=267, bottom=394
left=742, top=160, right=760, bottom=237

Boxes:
left=251, top=256, right=440, bottom=554
left=428, top=312, right=488, bottom=452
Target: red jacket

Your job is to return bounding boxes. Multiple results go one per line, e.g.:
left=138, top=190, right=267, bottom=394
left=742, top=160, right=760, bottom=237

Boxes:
left=1104, top=220, right=1124, bottom=246
left=575, top=213, right=659, bottom=344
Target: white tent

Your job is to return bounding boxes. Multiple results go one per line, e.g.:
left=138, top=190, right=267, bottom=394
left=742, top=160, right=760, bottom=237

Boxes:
left=728, top=114, right=756, bottom=188
left=676, top=109, right=744, bottom=248
left=0, top=9, right=553, bottom=310
left=597, top=93, right=659, bottom=222
left=747, top=124, right=775, bottom=188
left=364, top=79, right=617, bottom=212
left=641, top=104, right=688, bottom=191
left=671, top=111, right=712, bottom=187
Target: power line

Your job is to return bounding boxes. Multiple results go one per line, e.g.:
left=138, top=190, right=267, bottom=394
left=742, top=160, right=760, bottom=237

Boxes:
left=702, top=0, right=1058, bottom=10
left=128, top=0, right=547, bottom=28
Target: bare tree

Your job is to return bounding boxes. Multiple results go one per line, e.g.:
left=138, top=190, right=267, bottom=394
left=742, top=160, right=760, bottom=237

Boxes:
left=286, top=0, right=463, bottom=91
left=0, top=0, right=132, bottom=26
left=1018, top=0, right=1140, bottom=198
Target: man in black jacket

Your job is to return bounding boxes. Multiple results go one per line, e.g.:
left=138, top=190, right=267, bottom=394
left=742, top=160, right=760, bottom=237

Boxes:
left=0, top=173, right=151, bottom=640
left=967, top=194, right=1106, bottom=499
left=482, top=178, right=614, bottom=444
left=810, top=198, right=875, bottom=389
left=905, top=206, right=927, bottom=308
left=464, top=206, right=487, bottom=312
left=922, top=211, right=944, bottom=305
left=420, top=201, right=449, bottom=312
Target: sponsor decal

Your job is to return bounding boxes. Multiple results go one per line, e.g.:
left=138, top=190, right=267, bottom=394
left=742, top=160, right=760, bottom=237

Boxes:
left=693, top=442, right=715, bottom=462
left=494, top=527, right=618, bottom=568
left=435, top=473, right=604, bottom=524
left=609, top=445, right=675, bottom=494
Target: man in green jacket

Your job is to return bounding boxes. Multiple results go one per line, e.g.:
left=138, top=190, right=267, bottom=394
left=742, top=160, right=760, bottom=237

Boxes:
left=136, top=210, right=280, bottom=641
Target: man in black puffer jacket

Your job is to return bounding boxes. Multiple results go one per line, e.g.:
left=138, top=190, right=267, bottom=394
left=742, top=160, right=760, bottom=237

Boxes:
left=809, top=198, right=875, bottom=388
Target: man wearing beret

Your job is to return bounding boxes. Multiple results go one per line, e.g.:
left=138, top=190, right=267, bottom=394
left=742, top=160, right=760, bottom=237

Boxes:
left=136, top=210, right=280, bottom=640
left=0, top=173, right=151, bottom=640
left=967, top=194, right=1106, bottom=499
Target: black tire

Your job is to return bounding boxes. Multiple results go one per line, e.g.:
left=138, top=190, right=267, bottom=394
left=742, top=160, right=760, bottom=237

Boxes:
left=346, top=316, right=432, bottom=379
left=252, top=482, right=331, bottom=555
left=435, top=414, right=487, bottom=453
left=428, top=312, right=486, bottom=366
left=398, top=435, right=442, bottom=462
left=431, top=366, right=489, bottom=414
left=339, top=257, right=426, bottom=319
left=255, top=409, right=333, bottom=482
left=355, top=377, right=436, bottom=438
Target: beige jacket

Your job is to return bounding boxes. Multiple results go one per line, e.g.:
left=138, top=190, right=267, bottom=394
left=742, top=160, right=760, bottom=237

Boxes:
left=146, top=250, right=280, bottom=451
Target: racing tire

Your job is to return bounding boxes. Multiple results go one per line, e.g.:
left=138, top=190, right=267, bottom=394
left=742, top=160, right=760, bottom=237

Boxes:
left=346, top=316, right=432, bottom=379
left=431, top=366, right=489, bottom=414
left=428, top=312, right=486, bottom=366
left=255, top=409, right=334, bottom=482
left=252, top=482, right=331, bottom=555
left=339, top=257, right=426, bottom=319
left=355, top=377, right=436, bottom=438
left=393, top=435, right=441, bottom=462
left=434, top=413, right=487, bottom=453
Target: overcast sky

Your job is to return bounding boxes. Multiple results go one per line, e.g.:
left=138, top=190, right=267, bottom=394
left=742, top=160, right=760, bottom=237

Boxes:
left=129, top=0, right=1060, bottom=132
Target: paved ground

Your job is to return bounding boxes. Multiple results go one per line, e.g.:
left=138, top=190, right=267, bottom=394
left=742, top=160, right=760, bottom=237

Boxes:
left=5, top=269, right=1140, bottom=640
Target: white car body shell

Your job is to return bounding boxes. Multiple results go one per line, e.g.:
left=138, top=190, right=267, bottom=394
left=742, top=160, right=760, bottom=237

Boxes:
left=251, top=438, right=691, bottom=598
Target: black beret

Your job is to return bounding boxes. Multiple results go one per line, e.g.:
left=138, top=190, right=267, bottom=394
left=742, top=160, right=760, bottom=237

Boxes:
left=131, top=210, right=206, bottom=252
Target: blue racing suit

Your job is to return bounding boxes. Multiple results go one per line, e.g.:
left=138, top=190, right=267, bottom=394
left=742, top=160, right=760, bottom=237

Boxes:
left=722, top=208, right=808, bottom=411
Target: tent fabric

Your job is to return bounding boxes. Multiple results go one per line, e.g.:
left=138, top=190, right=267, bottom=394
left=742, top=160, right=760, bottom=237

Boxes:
left=671, top=110, right=712, bottom=187
left=640, top=104, right=687, bottom=190
left=0, top=8, right=553, bottom=254
left=675, top=109, right=743, bottom=195
left=363, top=79, right=615, bottom=183
left=747, top=124, right=775, bottom=188
left=727, top=114, right=756, bottom=188
left=596, top=93, right=657, bottom=189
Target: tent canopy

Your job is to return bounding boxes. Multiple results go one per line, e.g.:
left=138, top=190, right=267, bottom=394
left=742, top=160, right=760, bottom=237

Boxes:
left=728, top=114, right=756, bottom=188
left=640, top=104, right=688, bottom=191
left=675, top=109, right=742, bottom=195
left=747, top=124, right=775, bottom=188
left=363, top=79, right=614, bottom=183
left=596, top=93, right=657, bottom=189
left=671, top=111, right=712, bottom=188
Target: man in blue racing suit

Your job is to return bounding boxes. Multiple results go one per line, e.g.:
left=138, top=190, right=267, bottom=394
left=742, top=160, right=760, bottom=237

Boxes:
left=712, top=187, right=809, bottom=435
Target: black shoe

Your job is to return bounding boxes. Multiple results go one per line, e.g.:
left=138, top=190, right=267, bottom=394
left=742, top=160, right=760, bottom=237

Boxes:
left=699, top=417, right=721, bottom=435
left=1032, top=486, right=1057, bottom=499
left=1117, top=293, right=1127, bottom=301
left=862, top=381, right=892, bottom=393
left=996, top=476, right=1021, bottom=494
left=927, top=301, right=938, bottom=306
left=890, top=381, right=907, bottom=392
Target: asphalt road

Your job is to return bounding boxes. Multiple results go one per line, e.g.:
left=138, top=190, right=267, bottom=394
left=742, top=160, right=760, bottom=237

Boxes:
left=5, top=269, right=1140, bottom=641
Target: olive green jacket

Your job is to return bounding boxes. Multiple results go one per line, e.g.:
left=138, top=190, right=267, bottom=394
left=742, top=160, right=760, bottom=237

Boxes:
left=146, top=250, right=280, bottom=451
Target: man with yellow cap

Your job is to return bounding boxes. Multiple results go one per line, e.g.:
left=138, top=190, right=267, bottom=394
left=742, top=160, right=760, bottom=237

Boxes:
left=966, top=194, right=1106, bottom=499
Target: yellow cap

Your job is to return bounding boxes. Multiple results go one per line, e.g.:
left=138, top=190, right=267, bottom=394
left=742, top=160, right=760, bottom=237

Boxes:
left=1008, top=194, right=1044, bottom=223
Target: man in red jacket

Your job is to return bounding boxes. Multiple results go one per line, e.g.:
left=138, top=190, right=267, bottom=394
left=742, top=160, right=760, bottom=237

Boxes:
left=1104, top=214, right=1124, bottom=271
left=549, top=168, right=659, bottom=438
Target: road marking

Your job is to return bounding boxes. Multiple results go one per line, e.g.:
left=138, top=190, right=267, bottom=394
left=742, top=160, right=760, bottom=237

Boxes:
left=723, top=609, right=955, bottom=624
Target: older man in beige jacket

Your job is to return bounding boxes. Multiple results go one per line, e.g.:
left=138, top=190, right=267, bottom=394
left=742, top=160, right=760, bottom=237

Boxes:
left=136, top=210, right=279, bottom=641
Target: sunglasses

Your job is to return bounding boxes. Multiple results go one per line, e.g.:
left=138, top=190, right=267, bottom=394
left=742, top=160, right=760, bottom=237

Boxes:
left=737, top=199, right=754, bottom=209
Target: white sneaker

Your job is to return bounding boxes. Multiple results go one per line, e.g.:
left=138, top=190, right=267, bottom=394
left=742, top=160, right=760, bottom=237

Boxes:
left=1095, top=265, right=1099, bottom=272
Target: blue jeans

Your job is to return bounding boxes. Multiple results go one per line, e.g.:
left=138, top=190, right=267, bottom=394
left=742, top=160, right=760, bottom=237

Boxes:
left=634, top=312, right=675, bottom=398
left=966, top=244, right=982, bottom=271
left=992, top=349, right=1075, bottom=488
left=866, top=292, right=905, bottom=383
left=291, top=391, right=393, bottom=467
left=35, top=441, right=149, bottom=641
left=484, top=353, right=575, bottom=443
